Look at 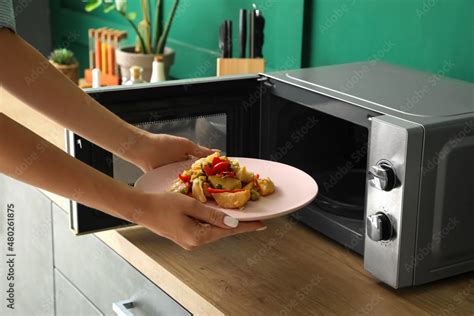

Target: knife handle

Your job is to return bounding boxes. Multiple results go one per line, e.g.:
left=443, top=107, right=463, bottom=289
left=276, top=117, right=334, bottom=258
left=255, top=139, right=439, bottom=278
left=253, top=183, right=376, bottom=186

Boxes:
left=249, top=10, right=256, bottom=58
left=226, top=20, right=233, bottom=58
left=254, top=14, right=265, bottom=58
left=239, top=9, right=247, bottom=58
left=219, top=21, right=226, bottom=58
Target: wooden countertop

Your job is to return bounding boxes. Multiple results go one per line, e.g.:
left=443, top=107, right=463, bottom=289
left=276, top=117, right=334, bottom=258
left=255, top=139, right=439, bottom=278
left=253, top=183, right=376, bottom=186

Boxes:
left=3, top=88, right=474, bottom=315
left=98, top=218, right=474, bottom=315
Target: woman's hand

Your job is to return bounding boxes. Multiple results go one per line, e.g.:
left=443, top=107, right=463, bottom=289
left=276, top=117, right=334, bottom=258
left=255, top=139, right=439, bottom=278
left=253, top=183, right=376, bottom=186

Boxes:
left=130, top=132, right=214, bottom=172
left=129, top=191, right=266, bottom=250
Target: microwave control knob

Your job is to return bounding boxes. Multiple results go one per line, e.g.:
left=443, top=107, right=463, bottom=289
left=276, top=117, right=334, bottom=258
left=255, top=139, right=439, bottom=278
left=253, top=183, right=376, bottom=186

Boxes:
left=366, top=212, right=393, bottom=241
left=368, top=162, right=396, bottom=191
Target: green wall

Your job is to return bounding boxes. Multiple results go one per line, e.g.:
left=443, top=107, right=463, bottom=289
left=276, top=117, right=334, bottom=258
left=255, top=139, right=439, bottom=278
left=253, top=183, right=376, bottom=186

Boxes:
left=51, top=0, right=304, bottom=79
left=303, top=0, right=474, bottom=82
left=51, top=0, right=473, bottom=82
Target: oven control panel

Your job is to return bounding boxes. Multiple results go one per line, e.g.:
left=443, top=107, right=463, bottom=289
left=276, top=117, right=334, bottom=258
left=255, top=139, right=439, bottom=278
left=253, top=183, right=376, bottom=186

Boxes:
left=368, top=161, right=397, bottom=191
left=364, top=116, right=423, bottom=288
left=366, top=212, right=393, bottom=241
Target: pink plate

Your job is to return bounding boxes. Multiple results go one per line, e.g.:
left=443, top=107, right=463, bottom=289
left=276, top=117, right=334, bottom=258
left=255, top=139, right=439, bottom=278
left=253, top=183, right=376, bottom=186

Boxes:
left=134, top=158, right=318, bottom=221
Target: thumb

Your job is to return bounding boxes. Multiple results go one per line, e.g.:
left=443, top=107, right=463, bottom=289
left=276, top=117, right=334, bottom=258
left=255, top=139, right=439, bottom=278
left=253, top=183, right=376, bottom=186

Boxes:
left=186, top=203, right=240, bottom=229
left=189, top=143, right=215, bottom=158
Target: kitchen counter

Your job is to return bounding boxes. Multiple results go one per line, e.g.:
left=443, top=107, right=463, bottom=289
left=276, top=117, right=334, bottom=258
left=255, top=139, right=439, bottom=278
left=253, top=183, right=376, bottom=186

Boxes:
left=2, top=89, right=474, bottom=315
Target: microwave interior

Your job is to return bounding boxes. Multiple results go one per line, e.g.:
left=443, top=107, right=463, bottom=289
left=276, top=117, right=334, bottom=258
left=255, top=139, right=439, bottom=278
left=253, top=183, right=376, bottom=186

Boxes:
left=260, top=92, right=372, bottom=255
left=69, top=76, right=380, bottom=253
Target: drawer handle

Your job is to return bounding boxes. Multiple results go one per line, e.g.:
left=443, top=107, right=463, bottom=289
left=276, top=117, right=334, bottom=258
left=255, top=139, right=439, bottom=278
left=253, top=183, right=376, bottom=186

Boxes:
left=113, top=299, right=135, bottom=316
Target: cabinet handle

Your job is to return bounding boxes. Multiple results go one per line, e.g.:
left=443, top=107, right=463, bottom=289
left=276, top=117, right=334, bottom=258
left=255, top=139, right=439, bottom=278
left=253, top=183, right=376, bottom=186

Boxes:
left=112, top=299, right=135, bottom=316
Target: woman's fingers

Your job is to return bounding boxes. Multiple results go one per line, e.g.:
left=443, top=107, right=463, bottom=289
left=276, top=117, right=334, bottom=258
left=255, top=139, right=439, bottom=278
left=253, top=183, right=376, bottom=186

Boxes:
left=185, top=139, right=215, bottom=158
left=180, top=219, right=266, bottom=250
left=185, top=201, right=241, bottom=229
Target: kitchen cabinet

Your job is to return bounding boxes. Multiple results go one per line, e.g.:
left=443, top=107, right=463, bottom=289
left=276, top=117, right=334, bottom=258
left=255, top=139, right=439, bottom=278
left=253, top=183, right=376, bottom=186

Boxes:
left=52, top=203, right=191, bottom=316
left=0, top=173, right=190, bottom=315
left=0, top=174, right=54, bottom=316
left=54, top=269, right=101, bottom=316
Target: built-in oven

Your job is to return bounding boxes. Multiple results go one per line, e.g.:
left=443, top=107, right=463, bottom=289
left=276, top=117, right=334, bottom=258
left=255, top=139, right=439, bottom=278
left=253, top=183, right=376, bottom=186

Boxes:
left=67, top=62, right=474, bottom=289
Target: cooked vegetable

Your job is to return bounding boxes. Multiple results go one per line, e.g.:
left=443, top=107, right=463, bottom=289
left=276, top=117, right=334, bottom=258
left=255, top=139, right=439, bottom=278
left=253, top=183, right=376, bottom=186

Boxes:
left=212, top=190, right=251, bottom=209
left=212, top=161, right=231, bottom=175
left=212, top=156, right=222, bottom=166
left=207, top=188, right=245, bottom=193
left=250, top=190, right=260, bottom=201
left=243, top=182, right=254, bottom=191
left=237, top=166, right=254, bottom=183
left=208, top=175, right=242, bottom=190
left=167, top=152, right=275, bottom=209
left=192, top=179, right=207, bottom=203
left=202, top=182, right=212, bottom=198
left=178, top=174, right=190, bottom=183
left=257, top=178, right=275, bottom=196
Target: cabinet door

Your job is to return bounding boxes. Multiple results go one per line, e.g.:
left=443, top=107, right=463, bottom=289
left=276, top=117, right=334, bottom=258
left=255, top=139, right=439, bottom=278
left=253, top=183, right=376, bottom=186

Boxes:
left=0, top=174, right=54, bottom=316
left=53, top=204, right=191, bottom=316
left=55, top=268, right=102, bottom=316
left=67, top=76, right=261, bottom=234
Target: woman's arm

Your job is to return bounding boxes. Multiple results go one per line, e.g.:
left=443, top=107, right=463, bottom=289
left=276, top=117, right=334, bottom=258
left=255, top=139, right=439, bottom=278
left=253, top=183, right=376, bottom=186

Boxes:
left=0, top=29, right=210, bottom=171
left=0, top=113, right=265, bottom=249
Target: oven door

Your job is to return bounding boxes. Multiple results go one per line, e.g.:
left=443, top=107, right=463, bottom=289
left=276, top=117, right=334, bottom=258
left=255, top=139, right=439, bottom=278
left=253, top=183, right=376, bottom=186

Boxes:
left=67, top=75, right=261, bottom=234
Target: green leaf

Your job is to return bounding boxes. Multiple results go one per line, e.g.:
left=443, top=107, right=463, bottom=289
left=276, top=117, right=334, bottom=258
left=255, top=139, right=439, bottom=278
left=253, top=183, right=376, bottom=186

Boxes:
left=84, top=0, right=103, bottom=12
left=127, top=11, right=137, bottom=21
left=103, top=4, right=115, bottom=13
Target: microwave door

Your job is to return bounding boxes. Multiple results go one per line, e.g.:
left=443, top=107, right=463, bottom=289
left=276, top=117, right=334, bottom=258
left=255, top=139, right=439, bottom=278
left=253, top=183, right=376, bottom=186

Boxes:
left=67, top=75, right=261, bottom=235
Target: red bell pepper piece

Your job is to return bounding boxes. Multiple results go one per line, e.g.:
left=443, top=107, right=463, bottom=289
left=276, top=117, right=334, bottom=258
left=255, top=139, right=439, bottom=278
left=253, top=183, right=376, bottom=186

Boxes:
left=204, top=164, right=214, bottom=176
left=212, top=157, right=222, bottom=167
left=212, top=161, right=231, bottom=174
left=178, top=174, right=190, bottom=182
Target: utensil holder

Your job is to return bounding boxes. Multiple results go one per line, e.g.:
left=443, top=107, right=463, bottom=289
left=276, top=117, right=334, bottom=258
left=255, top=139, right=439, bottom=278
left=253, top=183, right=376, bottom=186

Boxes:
left=216, top=58, right=265, bottom=76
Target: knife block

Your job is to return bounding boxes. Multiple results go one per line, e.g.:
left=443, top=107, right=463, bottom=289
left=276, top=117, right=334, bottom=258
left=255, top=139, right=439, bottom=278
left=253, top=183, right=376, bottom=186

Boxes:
left=216, top=58, right=265, bottom=76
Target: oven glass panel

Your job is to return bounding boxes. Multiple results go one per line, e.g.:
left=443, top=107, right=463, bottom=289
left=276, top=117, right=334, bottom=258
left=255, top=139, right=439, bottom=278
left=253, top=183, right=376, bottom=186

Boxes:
left=262, top=96, right=368, bottom=220
left=112, top=114, right=227, bottom=186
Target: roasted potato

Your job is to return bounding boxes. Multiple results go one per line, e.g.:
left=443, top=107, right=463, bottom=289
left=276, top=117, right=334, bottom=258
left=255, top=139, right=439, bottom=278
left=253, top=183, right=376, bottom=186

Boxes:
left=236, top=166, right=255, bottom=183
left=257, top=178, right=275, bottom=196
left=192, top=179, right=207, bottom=203
left=208, top=175, right=242, bottom=190
left=212, top=190, right=251, bottom=209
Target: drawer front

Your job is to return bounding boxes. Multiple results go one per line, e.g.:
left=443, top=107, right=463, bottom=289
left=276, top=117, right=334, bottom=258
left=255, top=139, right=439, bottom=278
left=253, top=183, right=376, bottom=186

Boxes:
left=52, top=204, right=190, bottom=316
left=55, top=269, right=102, bottom=316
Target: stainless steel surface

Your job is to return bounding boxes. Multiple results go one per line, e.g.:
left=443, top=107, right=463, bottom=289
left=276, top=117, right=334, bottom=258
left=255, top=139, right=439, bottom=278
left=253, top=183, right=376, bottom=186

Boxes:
left=364, top=116, right=423, bottom=288
left=113, top=300, right=135, bottom=316
left=368, top=161, right=397, bottom=191
left=366, top=213, right=393, bottom=242
left=265, top=62, right=474, bottom=118
left=411, top=117, right=474, bottom=285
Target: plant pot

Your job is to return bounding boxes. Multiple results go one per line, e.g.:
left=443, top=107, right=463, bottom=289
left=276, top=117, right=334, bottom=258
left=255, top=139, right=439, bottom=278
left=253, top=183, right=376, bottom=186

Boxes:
left=115, top=46, right=175, bottom=82
left=50, top=61, right=79, bottom=85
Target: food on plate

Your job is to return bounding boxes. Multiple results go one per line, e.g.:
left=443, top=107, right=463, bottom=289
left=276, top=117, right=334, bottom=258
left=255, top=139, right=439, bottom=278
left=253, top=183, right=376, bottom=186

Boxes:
left=167, top=152, right=275, bottom=209
left=212, top=190, right=251, bottom=209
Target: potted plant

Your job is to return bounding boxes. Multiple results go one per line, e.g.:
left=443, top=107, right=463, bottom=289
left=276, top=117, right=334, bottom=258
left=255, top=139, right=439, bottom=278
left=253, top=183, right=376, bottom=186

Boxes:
left=49, top=49, right=79, bottom=84
left=85, top=0, right=179, bottom=81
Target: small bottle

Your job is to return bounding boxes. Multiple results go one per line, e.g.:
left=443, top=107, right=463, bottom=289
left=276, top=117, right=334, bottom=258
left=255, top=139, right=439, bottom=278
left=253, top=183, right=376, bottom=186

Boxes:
left=92, top=68, right=101, bottom=88
left=150, top=55, right=166, bottom=83
left=124, top=66, right=146, bottom=85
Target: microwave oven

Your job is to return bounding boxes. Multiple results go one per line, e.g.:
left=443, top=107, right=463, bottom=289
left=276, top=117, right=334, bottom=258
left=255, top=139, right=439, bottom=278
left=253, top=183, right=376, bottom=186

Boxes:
left=67, top=62, right=474, bottom=289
